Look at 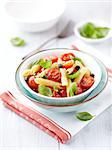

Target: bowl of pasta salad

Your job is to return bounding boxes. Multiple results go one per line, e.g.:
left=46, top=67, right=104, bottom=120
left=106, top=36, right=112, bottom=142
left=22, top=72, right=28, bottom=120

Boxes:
left=18, top=48, right=102, bottom=106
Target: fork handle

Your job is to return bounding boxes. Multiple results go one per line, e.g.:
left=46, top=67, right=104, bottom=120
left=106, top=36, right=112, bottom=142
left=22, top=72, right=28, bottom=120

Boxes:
left=22, top=36, right=56, bottom=61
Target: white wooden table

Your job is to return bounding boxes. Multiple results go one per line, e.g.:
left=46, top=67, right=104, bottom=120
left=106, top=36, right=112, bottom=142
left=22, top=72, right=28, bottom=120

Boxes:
left=0, top=1, right=112, bottom=150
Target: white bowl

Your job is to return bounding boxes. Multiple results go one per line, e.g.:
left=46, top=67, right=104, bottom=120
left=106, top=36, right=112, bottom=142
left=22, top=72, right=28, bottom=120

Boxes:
left=74, top=20, right=111, bottom=44
left=4, top=0, right=66, bottom=32
left=18, top=48, right=102, bottom=106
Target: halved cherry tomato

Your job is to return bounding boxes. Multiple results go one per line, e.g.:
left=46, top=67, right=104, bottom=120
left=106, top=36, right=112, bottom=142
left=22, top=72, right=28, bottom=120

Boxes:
left=44, top=55, right=58, bottom=63
left=81, top=76, right=94, bottom=89
left=46, top=68, right=61, bottom=82
left=63, top=60, right=74, bottom=69
left=60, top=89, right=67, bottom=97
left=61, top=53, right=75, bottom=61
left=27, top=76, right=38, bottom=90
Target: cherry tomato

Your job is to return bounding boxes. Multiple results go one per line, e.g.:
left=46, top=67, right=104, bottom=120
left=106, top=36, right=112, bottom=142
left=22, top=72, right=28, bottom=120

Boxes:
left=46, top=68, right=61, bottom=82
left=61, top=53, right=75, bottom=61
left=60, top=89, right=67, bottom=97
left=51, top=56, right=58, bottom=63
left=63, top=60, right=74, bottom=69
left=53, top=91, right=61, bottom=98
left=75, top=84, right=83, bottom=95
left=81, top=76, right=94, bottom=89
left=27, top=76, right=38, bottom=90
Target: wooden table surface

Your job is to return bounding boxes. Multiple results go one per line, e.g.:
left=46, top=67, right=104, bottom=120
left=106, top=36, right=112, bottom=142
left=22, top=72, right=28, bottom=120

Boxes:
left=0, top=1, right=112, bottom=149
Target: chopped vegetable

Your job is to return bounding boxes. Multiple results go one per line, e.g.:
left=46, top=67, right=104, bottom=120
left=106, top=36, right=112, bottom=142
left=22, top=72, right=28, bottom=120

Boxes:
left=38, top=85, right=52, bottom=97
left=11, top=37, right=25, bottom=46
left=69, top=82, right=77, bottom=97
left=76, top=112, right=94, bottom=121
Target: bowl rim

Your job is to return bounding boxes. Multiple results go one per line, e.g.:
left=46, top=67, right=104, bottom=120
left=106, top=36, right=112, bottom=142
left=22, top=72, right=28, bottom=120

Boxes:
left=74, top=20, right=111, bottom=43
left=15, top=48, right=108, bottom=107
left=4, top=0, right=66, bottom=24
left=16, top=48, right=102, bottom=102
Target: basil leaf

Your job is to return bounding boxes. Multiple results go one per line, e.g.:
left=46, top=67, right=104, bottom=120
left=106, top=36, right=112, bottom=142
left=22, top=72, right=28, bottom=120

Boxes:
left=38, top=85, right=52, bottom=97
left=69, top=82, right=77, bottom=97
left=39, top=59, right=52, bottom=69
left=94, top=27, right=110, bottom=38
left=11, top=37, right=25, bottom=46
left=80, top=23, right=95, bottom=37
left=73, top=57, right=84, bottom=65
left=68, top=71, right=80, bottom=79
left=76, top=112, right=94, bottom=121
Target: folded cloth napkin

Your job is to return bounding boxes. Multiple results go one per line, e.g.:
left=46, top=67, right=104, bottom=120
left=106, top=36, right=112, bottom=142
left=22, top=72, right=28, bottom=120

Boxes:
left=0, top=91, right=71, bottom=144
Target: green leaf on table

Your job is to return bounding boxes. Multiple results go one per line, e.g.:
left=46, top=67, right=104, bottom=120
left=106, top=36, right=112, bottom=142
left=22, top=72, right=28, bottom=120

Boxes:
left=76, top=112, right=94, bottom=121
left=38, top=85, right=53, bottom=97
left=10, top=37, right=25, bottom=46
left=39, top=59, right=52, bottom=69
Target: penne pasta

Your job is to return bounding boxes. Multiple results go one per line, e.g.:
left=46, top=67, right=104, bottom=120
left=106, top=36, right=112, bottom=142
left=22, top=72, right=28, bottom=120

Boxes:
left=74, top=67, right=89, bottom=84
left=30, top=64, right=40, bottom=74
left=35, top=78, right=62, bottom=89
left=60, top=68, right=68, bottom=86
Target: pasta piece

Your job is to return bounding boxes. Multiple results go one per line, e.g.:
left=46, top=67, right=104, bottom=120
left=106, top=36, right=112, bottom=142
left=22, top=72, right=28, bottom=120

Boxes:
left=74, top=67, right=89, bottom=84
left=63, top=60, right=74, bottom=67
left=74, top=60, right=84, bottom=68
left=35, top=78, right=62, bottom=88
left=51, top=62, right=58, bottom=68
left=30, top=64, right=40, bottom=74
left=67, top=79, right=71, bottom=97
left=58, top=58, right=64, bottom=65
left=23, top=69, right=31, bottom=77
left=60, top=68, right=68, bottom=86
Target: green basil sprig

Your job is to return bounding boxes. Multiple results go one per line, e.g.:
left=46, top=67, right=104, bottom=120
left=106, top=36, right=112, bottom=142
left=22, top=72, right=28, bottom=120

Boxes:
left=38, top=85, right=52, bottom=97
left=69, top=82, right=77, bottom=96
left=39, top=59, right=52, bottom=69
left=76, top=112, right=94, bottom=121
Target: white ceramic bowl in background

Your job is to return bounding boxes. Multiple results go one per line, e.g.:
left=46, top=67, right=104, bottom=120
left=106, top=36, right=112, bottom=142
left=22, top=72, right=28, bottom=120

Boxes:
left=4, top=0, right=66, bottom=32
left=74, top=20, right=111, bottom=44
left=18, top=48, right=102, bottom=106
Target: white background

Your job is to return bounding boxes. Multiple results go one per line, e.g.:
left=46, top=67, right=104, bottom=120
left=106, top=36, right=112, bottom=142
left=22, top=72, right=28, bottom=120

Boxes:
left=0, top=0, right=112, bottom=150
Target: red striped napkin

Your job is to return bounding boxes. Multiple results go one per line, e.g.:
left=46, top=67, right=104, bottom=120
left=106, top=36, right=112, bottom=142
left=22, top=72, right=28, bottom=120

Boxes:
left=0, top=91, right=71, bottom=144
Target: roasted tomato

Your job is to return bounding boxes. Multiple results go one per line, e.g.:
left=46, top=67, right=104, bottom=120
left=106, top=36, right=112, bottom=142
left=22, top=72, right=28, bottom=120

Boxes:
left=46, top=68, right=61, bottom=82
left=63, top=60, right=74, bottom=69
left=60, top=89, right=67, bottom=97
left=27, top=76, right=38, bottom=90
left=61, top=53, right=75, bottom=61
left=53, top=91, right=61, bottom=98
left=81, top=76, right=94, bottom=89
